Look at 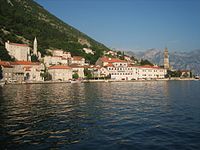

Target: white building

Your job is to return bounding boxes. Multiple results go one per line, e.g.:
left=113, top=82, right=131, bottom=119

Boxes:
left=71, top=56, right=85, bottom=66
left=105, top=63, right=138, bottom=80
left=52, top=49, right=64, bottom=57
left=83, top=48, right=94, bottom=55
left=43, top=50, right=71, bottom=66
left=137, top=65, right=167, bottom=80
left=0, top=61, right=14, bottom=82
left=96, top=57, right=167, bottom=80
left=48, top=65, right=72, bottom=81
left=51, top=49, right=71, bottom=58
left=5, top=41, right=31, bottom=61
left=43, top=56, right=69, bottom=67
left=104, top=50, right=117, bottom=56
left=11, top=61, right=44, bottom=82
left=124, top=55, right=131, bottom=61
left=0, top=61, right=44, bottom=83
left=62, top=52, right=71, bottom=59
left=70, top=64, right=85, bottom=78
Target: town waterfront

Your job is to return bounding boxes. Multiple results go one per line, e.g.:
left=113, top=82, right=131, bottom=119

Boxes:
left=0, top=81, right=200, bottom=149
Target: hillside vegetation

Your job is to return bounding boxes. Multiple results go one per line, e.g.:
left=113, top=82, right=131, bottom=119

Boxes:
left=0, top=0, right=109, bottom=63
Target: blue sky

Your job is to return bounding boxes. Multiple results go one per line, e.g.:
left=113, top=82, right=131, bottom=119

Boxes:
left=35, top=0, right=200, bottom=52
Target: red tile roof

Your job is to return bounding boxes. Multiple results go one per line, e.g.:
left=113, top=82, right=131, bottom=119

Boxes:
left=9, top=42, right=29, bottom=47
left=72, top=56, right=84, bottom=61
left=61, top=57, right=68, bottom=60
left=100, top=57, right=126, bottom=63
left=48, top=65, right=71, bottom=69
left=137, top=65, right=162, bottom=69
left=104, top=63, right=114, bottom=67
left=10, top=61, right=40, bottom=65
left=69, top=64, right=84, bottom=68
left=0, top=61, right=13, bottom=68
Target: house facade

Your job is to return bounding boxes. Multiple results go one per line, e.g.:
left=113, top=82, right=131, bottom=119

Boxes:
left=83, top=48, right=94, bottom=55
left=5, top=41, right=31, bottom=61
left=96, top=57, right=167, bottom=80
left=71, top=56, right=85, bottom=66
left=48, top=65, right=72, bottom=81
left=70, top=64, right=85, bottom=78
left=0, top=61, right=44, bottom=83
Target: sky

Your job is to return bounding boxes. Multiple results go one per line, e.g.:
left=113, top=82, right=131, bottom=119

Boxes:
left=35, top=0, right=200, bottom=52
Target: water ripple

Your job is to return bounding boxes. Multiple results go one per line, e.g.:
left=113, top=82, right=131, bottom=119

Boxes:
left=0, top=81, right=200, bottom=149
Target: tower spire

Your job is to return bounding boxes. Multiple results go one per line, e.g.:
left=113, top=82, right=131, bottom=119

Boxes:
left=164, top=47, right=170, bottom=69
left=33, top=37, right=37, bottom=56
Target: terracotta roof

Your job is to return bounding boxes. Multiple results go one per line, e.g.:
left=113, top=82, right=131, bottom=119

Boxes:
left=61, top=57, right=68, bottom=60
left=69, top=64, right=84, bottom=68
left=138, top=65, right=162, bottom=69
left=48, top=65, right=71, bottom=69
left=10, top=61, right=40, bottom=65
left=72, top=56, right=84, bottom=61
left=100, top=57, right=126, bottom=63
left=0, top=61, right=13, bottom=68
left=104, top=63, right=114, bottom=67
left=8, top=42, right=29, bottom=47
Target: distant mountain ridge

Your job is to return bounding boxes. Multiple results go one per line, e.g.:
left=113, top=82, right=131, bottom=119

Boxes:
left=126, top=49, right=200, bottom=75
left=0, top=0, right=109, bottom=63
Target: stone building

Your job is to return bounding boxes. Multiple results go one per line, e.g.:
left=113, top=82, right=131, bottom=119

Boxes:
left=164, top=47, right=170, bottom=69
left=5, top=41, right=31, bottom=61
left=48, top=65, right=72, bottom=81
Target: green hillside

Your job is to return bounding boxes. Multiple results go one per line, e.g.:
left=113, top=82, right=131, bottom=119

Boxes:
left=0, top=0, right=109, bottom=63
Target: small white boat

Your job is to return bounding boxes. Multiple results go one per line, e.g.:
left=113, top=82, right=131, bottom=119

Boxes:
left=70, top=79, right=82, bottom=83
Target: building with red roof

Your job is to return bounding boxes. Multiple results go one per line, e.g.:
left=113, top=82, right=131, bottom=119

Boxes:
left=71, top=56, right=85, bottom=66
left=5, top=41, right=31, bottom=61
left=95, top=57, right=167, bottom=80
left=0, top=60, right=44, bottom=83
left=96, top=57, right=127, bottom=67
left=48, top=65, right=72, bottom=81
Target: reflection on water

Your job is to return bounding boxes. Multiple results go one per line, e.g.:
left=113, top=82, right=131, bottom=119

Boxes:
left=0, top=81, right=200, bottom=149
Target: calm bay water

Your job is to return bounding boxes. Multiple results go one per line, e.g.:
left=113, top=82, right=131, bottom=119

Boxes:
left=0, top=81, right=200, bottom=150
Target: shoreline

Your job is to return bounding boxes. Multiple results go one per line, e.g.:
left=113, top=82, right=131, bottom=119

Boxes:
left=2, top=78, right=199, bottom=85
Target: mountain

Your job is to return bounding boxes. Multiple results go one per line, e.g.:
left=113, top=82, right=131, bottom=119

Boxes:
left=126, top=49, right=200, bottom=75
left=0, top=0, right=109, bottom=63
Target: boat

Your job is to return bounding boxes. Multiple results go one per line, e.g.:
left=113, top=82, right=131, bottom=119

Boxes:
left=69, top=79, right=82, bottom=83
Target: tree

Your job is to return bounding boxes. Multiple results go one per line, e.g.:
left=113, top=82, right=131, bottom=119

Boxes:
left=167, top=70, right=182, bottom=78
left=31, top=54, right=39, bottom=62
left=40, top=72, right=52, bottom=81
left=0, top=46, right=14, bottom=61
left=40, top=64, right=52, bottom=81
left=84, top=68, right=92, bottom=79
left=182, top=72, right=189, bottom=78
left=72, top=73, right=79, bottom=79
left=140, top=59, right=153, bottom=66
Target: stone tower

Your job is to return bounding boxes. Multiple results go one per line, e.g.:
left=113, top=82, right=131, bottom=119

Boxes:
left=164, top=47, right=170, bottom=69
left=33, top=37, right=37, bottom=56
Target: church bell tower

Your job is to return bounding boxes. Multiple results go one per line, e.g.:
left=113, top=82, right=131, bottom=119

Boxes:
left=33, top=37, right=37, bottom=56
left=164, top=47, right=170, bottom=69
